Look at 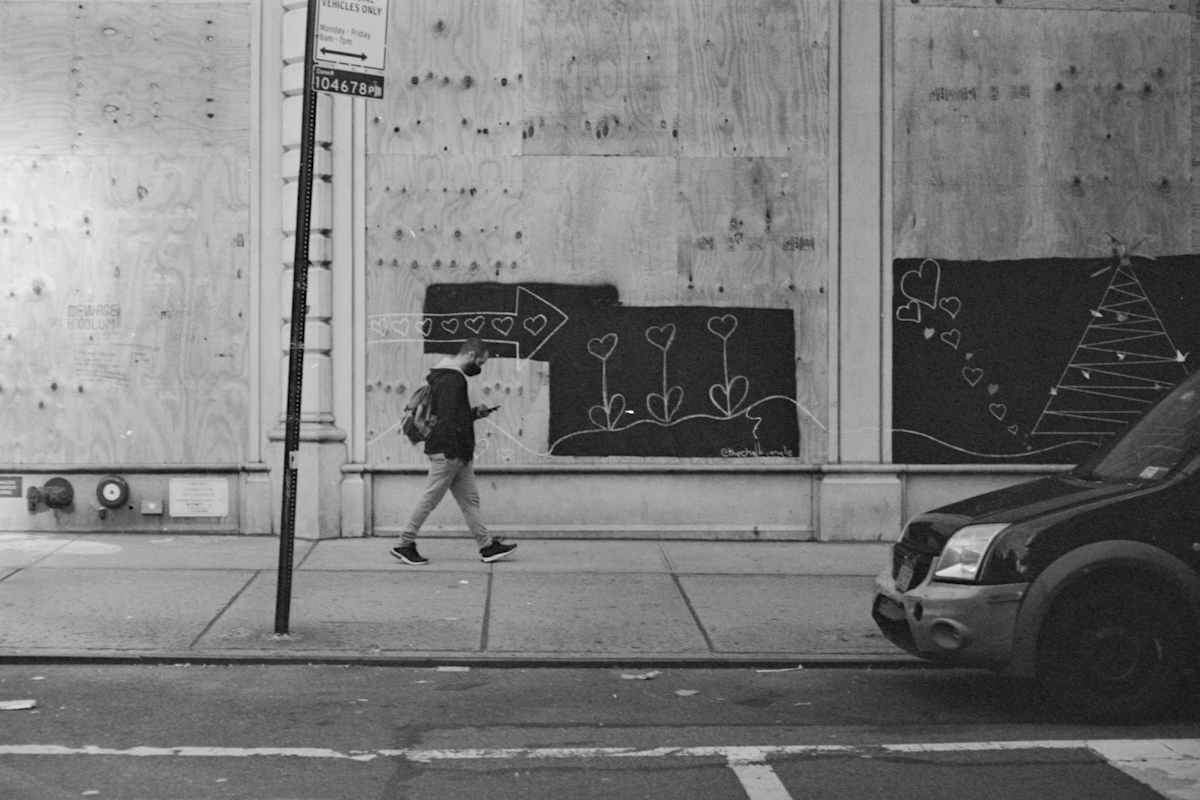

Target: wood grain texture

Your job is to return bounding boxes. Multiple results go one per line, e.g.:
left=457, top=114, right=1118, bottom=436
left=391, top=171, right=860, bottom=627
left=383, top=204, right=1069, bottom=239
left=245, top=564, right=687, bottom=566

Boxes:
left=0, top=154, right=251, bottom=464
left=520, top=156, right=677, bottom=300
left=522, top=0, right=678, bottom=155
left=893, top=6, right=1190, bottom=260
left=0, top=2, right=250, bottom=156
left=367, top=0, right=523, bottom=158
left=678, top=0, right=828, bottom=158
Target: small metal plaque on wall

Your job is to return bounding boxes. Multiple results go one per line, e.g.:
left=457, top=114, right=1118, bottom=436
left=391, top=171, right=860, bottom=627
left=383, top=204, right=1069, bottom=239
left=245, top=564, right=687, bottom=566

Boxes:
left=169, top=478, right=228, bottom=518
left=0, top=477, right=21, bottom=498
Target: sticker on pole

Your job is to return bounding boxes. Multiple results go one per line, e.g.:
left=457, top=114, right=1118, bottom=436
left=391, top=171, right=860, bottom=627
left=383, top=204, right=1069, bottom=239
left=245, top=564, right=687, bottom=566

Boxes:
left=314, top=64, right=383, bottom=99
left=315, top=0, right=389, bottom=73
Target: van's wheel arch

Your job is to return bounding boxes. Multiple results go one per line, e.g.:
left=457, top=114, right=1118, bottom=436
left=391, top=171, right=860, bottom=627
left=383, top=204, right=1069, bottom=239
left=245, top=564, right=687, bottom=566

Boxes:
left=1036, top=577, right=1187, bottom=724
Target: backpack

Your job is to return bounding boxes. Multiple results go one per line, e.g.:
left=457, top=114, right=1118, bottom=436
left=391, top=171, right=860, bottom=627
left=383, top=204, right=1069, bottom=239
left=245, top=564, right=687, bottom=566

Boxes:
left=401, top=382, right=438, bottom=443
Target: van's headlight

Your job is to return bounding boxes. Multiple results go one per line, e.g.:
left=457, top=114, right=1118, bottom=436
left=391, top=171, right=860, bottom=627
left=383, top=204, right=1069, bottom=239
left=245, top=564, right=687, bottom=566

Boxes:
left=933, top=524, right=1009, bottom=582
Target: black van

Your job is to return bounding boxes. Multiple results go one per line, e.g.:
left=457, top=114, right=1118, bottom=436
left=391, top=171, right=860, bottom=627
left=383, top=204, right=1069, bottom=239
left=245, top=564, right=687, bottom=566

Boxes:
left=873, top=368, right=1200, bottom=723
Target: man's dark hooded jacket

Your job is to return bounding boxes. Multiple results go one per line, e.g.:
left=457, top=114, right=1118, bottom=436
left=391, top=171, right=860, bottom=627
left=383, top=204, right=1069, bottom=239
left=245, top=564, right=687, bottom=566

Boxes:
left=423, top=364, right=475, bottom=461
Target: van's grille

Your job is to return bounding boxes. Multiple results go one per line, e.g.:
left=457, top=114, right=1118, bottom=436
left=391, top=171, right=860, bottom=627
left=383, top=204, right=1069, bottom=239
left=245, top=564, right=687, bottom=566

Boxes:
left=901, top=519, right=946, bottom=552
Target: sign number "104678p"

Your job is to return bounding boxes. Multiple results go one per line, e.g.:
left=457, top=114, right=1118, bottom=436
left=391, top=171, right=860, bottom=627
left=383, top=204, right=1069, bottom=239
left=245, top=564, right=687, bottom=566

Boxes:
left=313, top=65, right=384, bottom=99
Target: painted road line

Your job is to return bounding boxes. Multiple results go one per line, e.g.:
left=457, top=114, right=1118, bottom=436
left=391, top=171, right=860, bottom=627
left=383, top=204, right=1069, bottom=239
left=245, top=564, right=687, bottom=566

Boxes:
left=727, top=753, right=795, bottom=800
left=1088, top=740, right=1200, bottom=800
left=390, top=745, right=857, bottom=761
left=0, top=745, right=378, bottom=761
left=2, top=739, right=1198, bottom=799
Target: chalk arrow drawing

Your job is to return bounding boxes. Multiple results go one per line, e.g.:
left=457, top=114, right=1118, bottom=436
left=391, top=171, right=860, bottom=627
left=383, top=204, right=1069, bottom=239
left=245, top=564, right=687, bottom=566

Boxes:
left=367, top=286, right=569, bottom=369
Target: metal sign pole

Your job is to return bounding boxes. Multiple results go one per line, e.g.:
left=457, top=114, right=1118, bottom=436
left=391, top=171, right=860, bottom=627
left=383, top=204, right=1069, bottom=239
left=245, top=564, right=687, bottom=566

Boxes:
left=275, top=0, right=320, bottom=636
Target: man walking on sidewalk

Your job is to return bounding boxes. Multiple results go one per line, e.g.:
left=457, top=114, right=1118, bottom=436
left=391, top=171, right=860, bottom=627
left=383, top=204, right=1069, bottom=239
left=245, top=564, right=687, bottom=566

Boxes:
left=392, top=337, right=518, bottom=566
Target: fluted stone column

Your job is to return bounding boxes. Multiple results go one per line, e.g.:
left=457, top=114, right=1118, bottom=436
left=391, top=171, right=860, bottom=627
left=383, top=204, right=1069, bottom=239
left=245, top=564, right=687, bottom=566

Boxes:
left=268, top=0, right=347, bottom=538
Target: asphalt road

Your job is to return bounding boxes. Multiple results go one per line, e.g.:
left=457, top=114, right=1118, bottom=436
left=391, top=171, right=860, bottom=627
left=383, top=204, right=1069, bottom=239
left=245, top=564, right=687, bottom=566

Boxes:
left=0, top=664, right=1197, bottom=799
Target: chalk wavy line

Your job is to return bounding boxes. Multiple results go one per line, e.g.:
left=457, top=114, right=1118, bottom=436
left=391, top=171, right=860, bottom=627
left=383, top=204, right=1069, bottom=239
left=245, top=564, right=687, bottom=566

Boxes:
left=745, top=395, right=827, bottom=431
left=891, top=429, right=1098, bottom=459
left=483, top=397, right=824, bottom=457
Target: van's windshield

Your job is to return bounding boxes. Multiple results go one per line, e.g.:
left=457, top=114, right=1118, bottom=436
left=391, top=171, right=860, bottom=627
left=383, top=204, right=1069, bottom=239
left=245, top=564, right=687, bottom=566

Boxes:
left=1072, top=369, right=1200, bottom=482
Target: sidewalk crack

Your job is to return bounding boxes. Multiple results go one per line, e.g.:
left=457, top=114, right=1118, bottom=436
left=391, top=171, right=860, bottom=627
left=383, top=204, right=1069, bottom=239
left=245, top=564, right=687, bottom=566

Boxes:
left=187, top=571, right=261, bottom=650
left=671, top=574, right=715, bottom=654
left=479, top=571, right=493, bottom=653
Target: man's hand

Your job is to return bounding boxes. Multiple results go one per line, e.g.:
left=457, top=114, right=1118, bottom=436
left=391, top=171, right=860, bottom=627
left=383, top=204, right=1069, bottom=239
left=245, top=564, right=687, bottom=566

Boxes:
left=474, top=405, right=501, bottom=419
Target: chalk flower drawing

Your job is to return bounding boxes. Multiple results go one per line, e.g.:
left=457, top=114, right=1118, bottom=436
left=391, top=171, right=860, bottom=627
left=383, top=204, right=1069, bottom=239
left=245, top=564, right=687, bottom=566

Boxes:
left=645, top=323, right=683, bottom=423
left=707, top=314, right=748, bottom=417
left=586, top=332, right=624, bottom=430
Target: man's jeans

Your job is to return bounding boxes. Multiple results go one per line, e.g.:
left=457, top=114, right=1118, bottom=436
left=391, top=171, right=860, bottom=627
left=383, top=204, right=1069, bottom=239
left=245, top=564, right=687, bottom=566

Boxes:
left=401, top=454, right=492, bottom=549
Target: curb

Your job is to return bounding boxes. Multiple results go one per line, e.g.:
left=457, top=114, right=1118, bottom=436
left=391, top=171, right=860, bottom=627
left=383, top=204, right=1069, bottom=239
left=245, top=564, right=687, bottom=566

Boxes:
left=0, top=652, right=926, bottom=669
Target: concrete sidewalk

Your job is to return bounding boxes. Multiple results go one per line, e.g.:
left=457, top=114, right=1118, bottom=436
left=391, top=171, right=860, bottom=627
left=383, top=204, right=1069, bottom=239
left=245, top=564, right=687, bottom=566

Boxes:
left=0, top=533, right=914, bottom=666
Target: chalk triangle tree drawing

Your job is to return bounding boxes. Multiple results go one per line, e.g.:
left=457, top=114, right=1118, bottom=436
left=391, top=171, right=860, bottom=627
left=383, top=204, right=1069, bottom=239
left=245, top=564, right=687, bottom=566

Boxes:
left=1033, top=256, right=1188, bottom=437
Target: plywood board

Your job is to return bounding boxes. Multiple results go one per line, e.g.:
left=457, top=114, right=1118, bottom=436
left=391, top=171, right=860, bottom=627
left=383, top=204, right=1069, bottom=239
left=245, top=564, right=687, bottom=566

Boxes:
left=368, top=0, right=522, bottom=158
left=893, top=6, right=1190, bottom=260
left=677, top=157, right=824, bottom=307
left=0, top=154, right=251, bottom=464
left=368, top=154, right=524, bottom=279
left=678, top=0, right=829, bottom=158
left=522, top=0, right=678, bottom=156
left=520, top=156, right=677, bottom=301
left=0, top=1, right=250, bottom=156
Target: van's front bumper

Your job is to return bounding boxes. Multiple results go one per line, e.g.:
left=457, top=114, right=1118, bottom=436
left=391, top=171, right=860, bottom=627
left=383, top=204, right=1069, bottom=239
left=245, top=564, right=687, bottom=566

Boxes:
left=872, top=569, right=1027, bottom=667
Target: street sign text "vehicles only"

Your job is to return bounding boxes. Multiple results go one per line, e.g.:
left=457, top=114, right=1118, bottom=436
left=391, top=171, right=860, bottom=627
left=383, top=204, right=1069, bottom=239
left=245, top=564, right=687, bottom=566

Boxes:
left=315, top=0, right=388, bottom=73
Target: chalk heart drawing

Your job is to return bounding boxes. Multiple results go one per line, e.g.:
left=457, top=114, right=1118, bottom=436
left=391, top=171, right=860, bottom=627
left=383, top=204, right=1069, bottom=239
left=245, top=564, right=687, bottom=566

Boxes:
left=369, top=318, right=387, bottom=338
left=900, top=258, right=941, bottom=309
left=588, top=333, right=618, bottom=361
left=647, top=386, right=684, bottom=423
left=441, top=318, right=459, bottom=334
left=1008, top=425, right=1019, bottom=435
left=646, top=323, right=677, bottom=352
left=707, top=314, right=738, bottom=340
left=989, top=403, right=1007, bottom=421
left=589, top=394, right=626, bottom=429
left=939, top=296, right=962, bottom=318
left=940, top=329, right=961, bottom=350
left=710, top=375, right=749, bottom=416
left=962, top=367, right=984, bottom=387
left=896, top=300, right=922, bottom=324
left=492, top=317, right=514, bottom=336
left=524, top=314, right=547, bottom=336
left=464, top=315, right=485, bottom=334
left=391, top=318, right=410, bottom=337
left=419, top=318, right=433, bottom=336
left=988, top=383, right=1000, bottom=396
left=498, top=447, right=514, bottom=461
left=923, top=328, right=935, bottom=340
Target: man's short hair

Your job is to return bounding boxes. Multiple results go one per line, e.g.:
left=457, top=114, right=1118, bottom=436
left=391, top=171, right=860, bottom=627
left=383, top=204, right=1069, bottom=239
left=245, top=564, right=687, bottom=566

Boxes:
left=459, top=337, right=487, bottom=357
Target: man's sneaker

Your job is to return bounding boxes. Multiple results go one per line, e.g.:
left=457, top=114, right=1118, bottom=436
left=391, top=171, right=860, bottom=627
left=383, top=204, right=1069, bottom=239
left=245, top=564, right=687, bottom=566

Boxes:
left=480, top=540, right=517, bottom=563
left=390, top=544, right=429, bottom=565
